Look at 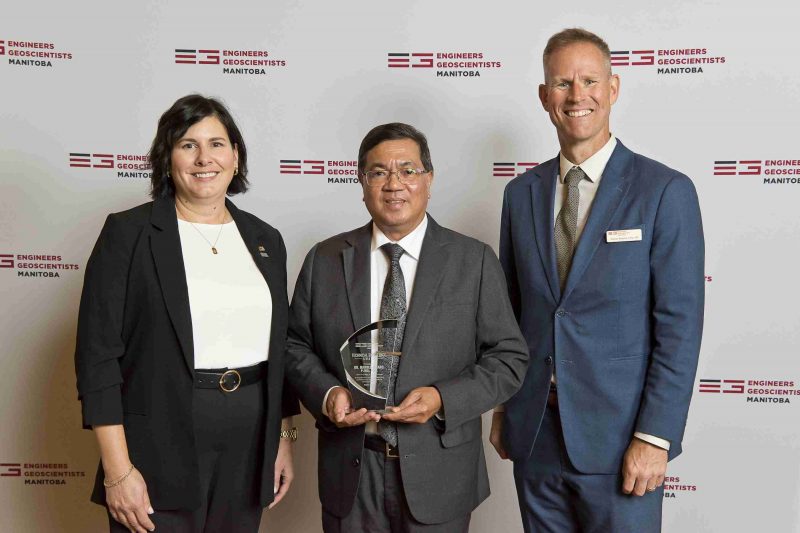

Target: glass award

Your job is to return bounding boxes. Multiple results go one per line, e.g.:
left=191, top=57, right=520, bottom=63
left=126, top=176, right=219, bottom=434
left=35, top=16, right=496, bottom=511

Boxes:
left=339, top=319, right=402, bottom=414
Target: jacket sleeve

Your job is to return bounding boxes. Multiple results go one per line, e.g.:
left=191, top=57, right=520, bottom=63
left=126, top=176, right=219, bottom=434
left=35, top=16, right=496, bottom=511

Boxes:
left=276, top=231, right=301, bottom=419
left=499, top=185, right=522, bottom=322
left=635, top=174, right=705, bottom=447
left=284, top=244, right=343, bottom=429
left=433, top=244, right=530, bottom=434
left=74, top=214, right=133, bottom=429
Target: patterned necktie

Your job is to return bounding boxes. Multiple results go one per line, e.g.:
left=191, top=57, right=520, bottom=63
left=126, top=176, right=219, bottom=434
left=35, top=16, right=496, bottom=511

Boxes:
left=555, top=166, right=586, bottom=290
left=378, top=243, right=406, bottom=447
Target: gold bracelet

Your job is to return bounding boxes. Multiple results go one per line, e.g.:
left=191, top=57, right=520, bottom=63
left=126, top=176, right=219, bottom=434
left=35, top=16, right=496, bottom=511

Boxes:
left=103, top=464, right=134, bottom=488
left=280, top=427, right=298, bottom=441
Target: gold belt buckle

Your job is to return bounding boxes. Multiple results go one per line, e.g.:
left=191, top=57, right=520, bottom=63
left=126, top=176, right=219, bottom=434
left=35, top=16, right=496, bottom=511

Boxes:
left=219, top=369, right=242, bottom=393
left=385, top=442, right=399, bottom=458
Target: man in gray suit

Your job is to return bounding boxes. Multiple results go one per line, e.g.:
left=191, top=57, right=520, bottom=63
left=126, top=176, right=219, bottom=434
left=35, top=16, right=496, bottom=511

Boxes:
left=286, top=122, right=529, bottom=532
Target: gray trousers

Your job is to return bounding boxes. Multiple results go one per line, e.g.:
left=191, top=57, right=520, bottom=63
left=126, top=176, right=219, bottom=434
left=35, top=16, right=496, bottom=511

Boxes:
left=322, top=446, right=471, bottom=533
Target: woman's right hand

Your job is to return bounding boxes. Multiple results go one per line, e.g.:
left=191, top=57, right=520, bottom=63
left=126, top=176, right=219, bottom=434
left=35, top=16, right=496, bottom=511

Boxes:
left=106, top=466, right=155, bottom=532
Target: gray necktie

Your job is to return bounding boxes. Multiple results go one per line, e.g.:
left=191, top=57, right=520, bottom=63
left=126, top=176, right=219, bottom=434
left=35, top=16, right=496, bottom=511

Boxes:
left=555, top=166, right=586, bottom=290
left=378, top=243, right=406, bottom=447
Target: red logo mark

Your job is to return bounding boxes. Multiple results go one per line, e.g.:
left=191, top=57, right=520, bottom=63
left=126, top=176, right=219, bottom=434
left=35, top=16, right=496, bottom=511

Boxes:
left=493, top=162, right=538, bottom=177
left=610, top=50, right=654, bottom=67
left=279, top=160, right=301, bottom=174
left=713, top=160, right=762, bottom=176
left=0, top=464, right=21, bottom=477
left=279, top=160, right=325, bottom=175
left=411, top=53, right=434, bottom=68
left=698, top=379, right=745, bottom=394
left=69, top=153, right=115, bottom=169
left=301, top=160, right=325, bottom=175
left=0, top=254, right=14, bottom=269
left=387, top=52, right=433, bottom=68
left=174, top=49, right=220, bottom=65
left=388, top=53, right=409, bottom=68
left=0, top=40, right=5, bottom=55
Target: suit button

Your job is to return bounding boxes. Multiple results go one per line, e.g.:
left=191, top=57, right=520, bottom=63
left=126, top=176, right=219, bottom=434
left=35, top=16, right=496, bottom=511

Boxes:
left=556, top=309, right=566, bottom=318
left=352, top=458, right=360, bottom=467
left=544, top=356, right=553, bottom=365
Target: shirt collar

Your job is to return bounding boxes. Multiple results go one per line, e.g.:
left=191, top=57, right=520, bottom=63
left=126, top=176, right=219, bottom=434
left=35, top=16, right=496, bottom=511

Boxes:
left=559, top=135, right=617, bottom=184
left=371, top=214, right=428, bottom=261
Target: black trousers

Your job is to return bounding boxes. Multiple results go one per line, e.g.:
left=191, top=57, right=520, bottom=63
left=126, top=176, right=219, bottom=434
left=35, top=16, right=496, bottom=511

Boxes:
left=322, top=444, right=470, bottom=533
left=109, top=380, right=266, bottom=533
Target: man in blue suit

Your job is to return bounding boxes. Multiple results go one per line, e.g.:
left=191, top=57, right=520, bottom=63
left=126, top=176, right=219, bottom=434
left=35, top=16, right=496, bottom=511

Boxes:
left=490, top=28, right=704, bottom=532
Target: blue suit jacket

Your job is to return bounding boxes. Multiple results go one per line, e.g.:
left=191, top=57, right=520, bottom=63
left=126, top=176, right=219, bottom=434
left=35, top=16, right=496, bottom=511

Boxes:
left=499, top=140, right=704, bottom=474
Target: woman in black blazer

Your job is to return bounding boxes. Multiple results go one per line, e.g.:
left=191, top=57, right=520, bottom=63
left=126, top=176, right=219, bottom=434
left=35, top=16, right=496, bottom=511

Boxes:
left=75, top=94, right=299, bottom=532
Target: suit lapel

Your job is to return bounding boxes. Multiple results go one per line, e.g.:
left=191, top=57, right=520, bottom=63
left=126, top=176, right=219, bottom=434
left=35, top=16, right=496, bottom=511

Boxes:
left=562, top=142, right=635, bottom=300
left=401, top=215, right=448, bottom=358
left=149, top=197, right=195, bottom=374
left=530, top=158, right=561, bottom=304
left=342, top=222, right=372, bottom=332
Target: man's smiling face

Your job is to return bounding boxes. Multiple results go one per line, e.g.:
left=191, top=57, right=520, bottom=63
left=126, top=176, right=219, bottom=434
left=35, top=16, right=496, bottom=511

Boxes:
left=539, top=41, right=619, bottom=157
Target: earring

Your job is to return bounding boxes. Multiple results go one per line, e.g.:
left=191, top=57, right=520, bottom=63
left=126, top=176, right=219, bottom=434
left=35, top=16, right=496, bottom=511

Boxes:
left=166, top=171, right=171, bottom=178
left=234, top=166, right=239, bottom=176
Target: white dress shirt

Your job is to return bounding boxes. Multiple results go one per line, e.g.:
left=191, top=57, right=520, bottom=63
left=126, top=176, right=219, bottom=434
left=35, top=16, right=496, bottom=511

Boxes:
left=554, top=135, right=617, bottom=239
left=369, top=216, right=427, bottom=324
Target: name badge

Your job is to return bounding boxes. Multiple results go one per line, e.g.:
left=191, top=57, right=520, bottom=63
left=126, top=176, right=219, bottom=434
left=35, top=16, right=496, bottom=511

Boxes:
left=606, top=229, right=642, bottom=243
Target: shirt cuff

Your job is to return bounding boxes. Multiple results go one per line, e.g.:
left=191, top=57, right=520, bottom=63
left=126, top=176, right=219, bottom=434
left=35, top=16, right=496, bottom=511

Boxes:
left=321, top=386, right=338, bottom=417
left=634, top=432, right=670, bottom=451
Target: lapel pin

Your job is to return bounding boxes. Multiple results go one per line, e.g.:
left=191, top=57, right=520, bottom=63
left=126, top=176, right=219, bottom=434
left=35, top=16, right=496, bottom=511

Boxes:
left=258, top=245, right=269, bottom=258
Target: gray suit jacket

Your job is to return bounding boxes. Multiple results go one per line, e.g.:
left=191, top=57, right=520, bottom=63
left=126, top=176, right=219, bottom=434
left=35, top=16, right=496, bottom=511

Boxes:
left=285, top=215, right=529, bottom=524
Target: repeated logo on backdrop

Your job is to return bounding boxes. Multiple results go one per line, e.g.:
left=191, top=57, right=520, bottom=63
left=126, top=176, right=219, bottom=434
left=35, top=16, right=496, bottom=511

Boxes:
left=1, top=462, right=86, bottom=486
left=69, top=151, right=151, bottom=179
left=0, top=253, right=80, bottom=279
left=610, top=47, right=726, bottom=75
left=713, top=159, right=800, bottom=185
left=387, top=50, right=503, bottom=78
left=174, top=47, right=287, bottom=76
left=697, top=378, right=799, bottom=404
left=0, top=39, right=73, bottom=68
left=492, top=162, right=539, bottom=178
left=279, top=159, right=359, bottom=184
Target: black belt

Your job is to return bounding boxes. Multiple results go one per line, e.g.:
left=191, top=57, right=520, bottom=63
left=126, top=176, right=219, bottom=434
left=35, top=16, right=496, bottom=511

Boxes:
left=194, top=361, right=267, bottom=393
left=364, top=434, right=399, bottom=459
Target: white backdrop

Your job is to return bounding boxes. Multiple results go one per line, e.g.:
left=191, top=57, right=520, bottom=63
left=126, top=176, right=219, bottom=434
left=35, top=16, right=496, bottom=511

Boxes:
left=2, top=1, right=799, bottom=531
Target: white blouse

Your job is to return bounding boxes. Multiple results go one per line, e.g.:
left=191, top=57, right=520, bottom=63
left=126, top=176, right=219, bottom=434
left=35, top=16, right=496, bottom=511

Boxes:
left=178, top=219, right=272, bottom=369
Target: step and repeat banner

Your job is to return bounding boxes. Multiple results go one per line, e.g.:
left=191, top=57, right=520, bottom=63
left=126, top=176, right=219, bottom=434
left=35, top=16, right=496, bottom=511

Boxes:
left=2, top=1, right=799, bottom=531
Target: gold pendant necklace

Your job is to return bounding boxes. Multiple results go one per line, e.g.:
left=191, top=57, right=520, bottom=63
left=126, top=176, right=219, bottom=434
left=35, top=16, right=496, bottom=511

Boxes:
left=188, top=220, right=225, bottom=254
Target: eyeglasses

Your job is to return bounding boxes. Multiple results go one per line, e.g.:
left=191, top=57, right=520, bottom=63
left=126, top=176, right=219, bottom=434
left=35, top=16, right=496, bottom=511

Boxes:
left=362, top=168, right=430, bottom=187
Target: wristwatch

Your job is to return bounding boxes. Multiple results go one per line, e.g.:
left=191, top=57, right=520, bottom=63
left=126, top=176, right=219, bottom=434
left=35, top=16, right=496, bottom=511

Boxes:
left=280, top=427, right=298, bottom=441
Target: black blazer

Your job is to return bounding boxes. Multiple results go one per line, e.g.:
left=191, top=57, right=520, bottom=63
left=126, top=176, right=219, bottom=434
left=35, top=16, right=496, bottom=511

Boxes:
left=75, top=197, right=299, bottom=510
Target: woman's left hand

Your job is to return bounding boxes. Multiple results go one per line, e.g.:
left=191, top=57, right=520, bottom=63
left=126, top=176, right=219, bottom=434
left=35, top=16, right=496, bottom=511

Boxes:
left=269, top=436, right=294, bottom=509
